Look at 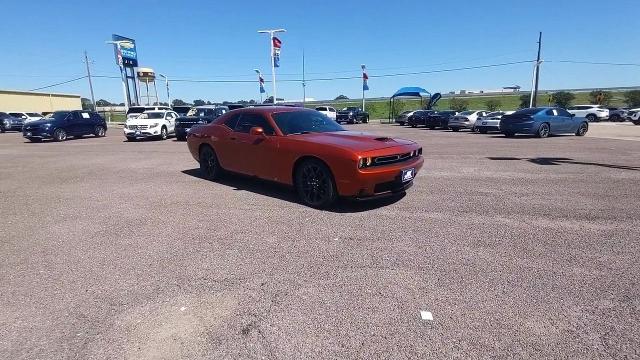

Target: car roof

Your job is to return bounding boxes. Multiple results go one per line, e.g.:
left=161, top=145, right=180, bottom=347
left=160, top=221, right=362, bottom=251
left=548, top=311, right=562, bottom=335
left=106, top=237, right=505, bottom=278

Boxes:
left=143, top=110, right=172, bottom=113
left=194, top=105, right=229, bottom=109
left=233, top=106, right=313, bottom=115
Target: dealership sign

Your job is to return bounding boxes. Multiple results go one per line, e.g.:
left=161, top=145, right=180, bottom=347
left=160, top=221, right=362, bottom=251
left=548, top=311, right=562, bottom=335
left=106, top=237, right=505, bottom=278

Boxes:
left=112, top=34, right=138, bottom=67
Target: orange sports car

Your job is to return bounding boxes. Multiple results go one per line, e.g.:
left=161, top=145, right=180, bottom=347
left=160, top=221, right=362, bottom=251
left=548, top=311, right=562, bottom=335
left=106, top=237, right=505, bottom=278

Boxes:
left=187, top=106, right=424, bottom=208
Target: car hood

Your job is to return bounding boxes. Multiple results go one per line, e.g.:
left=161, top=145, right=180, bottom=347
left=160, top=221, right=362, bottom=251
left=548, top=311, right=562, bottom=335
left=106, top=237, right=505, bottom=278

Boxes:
left=23, top=119, right=52, bottom=126
left=292, top=131, right=415, bottom=152
left=126, top=119, right=162, bottom=125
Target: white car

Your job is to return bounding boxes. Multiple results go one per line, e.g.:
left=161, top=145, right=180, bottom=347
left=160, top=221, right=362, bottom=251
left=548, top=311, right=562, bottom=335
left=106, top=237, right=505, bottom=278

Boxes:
left=447, top=110, right=490, bottom=131
left=315, top=106, right=337, bottom=120
left=124, top=110, right=178, bottom=141
left=629, top=108, right=640, bottom=125
left=9, top=112, right=43, bottom=123
left=566, top=105, right=609, bottom=122
left=125, top=105, right=172, bottom=120
left=475, top=111, right=515, bottom=133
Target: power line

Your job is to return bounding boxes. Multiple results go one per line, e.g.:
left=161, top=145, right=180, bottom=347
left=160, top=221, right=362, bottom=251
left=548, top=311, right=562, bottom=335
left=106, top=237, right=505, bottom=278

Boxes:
left=546, top=60, right=640, bottom=67
left=29, top=76, right=87, bottom=91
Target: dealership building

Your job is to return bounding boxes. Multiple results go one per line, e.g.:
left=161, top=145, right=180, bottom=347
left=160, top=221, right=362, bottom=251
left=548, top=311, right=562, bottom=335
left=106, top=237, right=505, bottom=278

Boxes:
left=0, top=89, right=82, bottom=113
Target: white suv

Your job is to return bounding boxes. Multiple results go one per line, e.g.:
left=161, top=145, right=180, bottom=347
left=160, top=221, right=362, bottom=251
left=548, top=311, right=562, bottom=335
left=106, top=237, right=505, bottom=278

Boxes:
left=315, top=106, right=337, bottom=120
left=567, top=105, right=609, bottom=122
left=124, top=110, right=178, bottom=141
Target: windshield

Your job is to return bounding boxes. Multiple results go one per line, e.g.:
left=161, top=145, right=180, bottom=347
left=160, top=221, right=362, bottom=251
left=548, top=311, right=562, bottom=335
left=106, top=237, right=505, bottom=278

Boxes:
left=272, top=110, right=345, bottom=135
left=45, top=111, right=71, bottom=121
left=126, top=107, right=147, bottom=115
left=27, top=113, right=42, bottom=117
left=137, top=112, right=165, bottom=119
left=9, top=113, right=25, bottom=118
left=459, top=111, right=475, bottom=115
left=173, top=106, right=191, bottom=113
left=513, top=108, right=545, bottom=115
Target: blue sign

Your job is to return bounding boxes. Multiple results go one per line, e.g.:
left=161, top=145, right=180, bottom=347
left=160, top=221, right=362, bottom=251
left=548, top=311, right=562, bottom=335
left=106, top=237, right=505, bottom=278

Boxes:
left=112, top=34, right=138, bottom=67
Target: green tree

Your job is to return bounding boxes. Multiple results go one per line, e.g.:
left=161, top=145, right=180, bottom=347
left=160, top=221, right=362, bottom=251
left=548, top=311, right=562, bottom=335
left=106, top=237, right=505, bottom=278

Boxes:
left=485, top=99, right=501, bottom=111
left=96, top=99, right=112, bottom=107
left=518, top=94, right=530, bottom=109
left=335, top=95, right=349, bottom=100
left=588, top=90, right=612, bottom=105
left=449, top=97, right=469, bottom=112
left=81, top=97, right=93, bottom=110
left=172, top=99, right=187, bottom=106
left=193, top=99, right=206, bottom=106
left=623, top=90, right=640, bottom=107
left=551, top=91, right=575, bottom=108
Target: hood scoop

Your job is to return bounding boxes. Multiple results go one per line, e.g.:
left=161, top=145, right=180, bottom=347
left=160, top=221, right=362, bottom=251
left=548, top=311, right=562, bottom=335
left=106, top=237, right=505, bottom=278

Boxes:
left=373, top=137, right=394, bottom=142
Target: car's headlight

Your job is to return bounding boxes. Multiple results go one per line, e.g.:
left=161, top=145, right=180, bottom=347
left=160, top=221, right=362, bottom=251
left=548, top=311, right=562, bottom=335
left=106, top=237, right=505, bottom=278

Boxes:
left=358, top=157, right=373, bottom=168
left=149, top=123, right=159, bottom=128
left=3, top=120, right=10, bottom=126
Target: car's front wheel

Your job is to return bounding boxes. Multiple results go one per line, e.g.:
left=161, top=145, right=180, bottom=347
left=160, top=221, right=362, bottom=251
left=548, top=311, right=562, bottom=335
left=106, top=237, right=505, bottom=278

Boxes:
left=94, top=125, right=106, bottom=137
left=199, top=146, right=222, bottom=180
left=159, top=126, right=168, bottom=140
left=536, top=123, right=550, bottom=138
left=479, top=128, right=488, bottom=134
left=451, top=127, right=459, bottom=132
left=53, top=128, right=67, bottom=142
left=504, top=132, right=515, bottom=137
left=295, top=159, right=337, bottom=209
left=575, top=122, right=588, bottom=136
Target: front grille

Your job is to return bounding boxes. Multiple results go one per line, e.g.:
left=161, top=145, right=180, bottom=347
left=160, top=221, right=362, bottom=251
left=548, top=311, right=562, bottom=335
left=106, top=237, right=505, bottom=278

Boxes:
left=374, top=152, right=412, bottom=165
left=128, top=125, right=148, bottom=130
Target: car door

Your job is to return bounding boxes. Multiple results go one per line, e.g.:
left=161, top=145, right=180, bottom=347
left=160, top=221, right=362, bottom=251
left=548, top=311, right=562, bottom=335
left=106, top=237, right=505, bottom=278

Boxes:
left=165, top=112, right=177, bottom=133
left=230, top=113, right=278, bottom=177
left=557, top=108, right=577, bottom=133
left=544, top=108, right=567, bottom=133
left=78, top=112, right=95, bottom=134
left=65, top=112, right=83, bottom=135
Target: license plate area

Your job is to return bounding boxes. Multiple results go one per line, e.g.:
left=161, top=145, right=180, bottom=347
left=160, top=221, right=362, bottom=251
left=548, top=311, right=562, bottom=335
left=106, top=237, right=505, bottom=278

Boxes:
left=401, top=168, right=415, bottom=182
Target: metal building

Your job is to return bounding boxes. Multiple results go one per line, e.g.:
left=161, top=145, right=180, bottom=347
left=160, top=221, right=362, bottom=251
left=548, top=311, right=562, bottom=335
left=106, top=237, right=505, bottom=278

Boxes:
left=0, top=89, right=82, bottom=114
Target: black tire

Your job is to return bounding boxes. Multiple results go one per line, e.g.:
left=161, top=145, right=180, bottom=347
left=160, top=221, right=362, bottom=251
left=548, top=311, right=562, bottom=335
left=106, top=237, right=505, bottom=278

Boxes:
left=536, top=123, right=550, bottom=138
left=294, top=159, right=337, bottom=209
left=610, top=114, right=620, bottom=122
left=586, top=114, right=597, bottom=122
left=633, top=121, right=640, bottom=126
left=126, top=137, right=137, bottom=142
left=53, top=128, right=67, bottom=142
left=176, top=135, right=186, bottom=141
left=94, top=125, right=106, bottom=137
left=159, top=126, right=168, bottom=140
left=410, top=124, right=417, bottom=128
left=199, top=146, right=222, bottom=180
left=479, top=129, right=488, bottom=134
left=28, top=138, right=42, bottom=143
left=429, top=125, right=436, bottom=130
left=1, top=126, right=6, bottom=133
left=363, top=116, right=369, bottom=123
left=398, top=122, right=405, bottom=126
left=504, top=132, right=515, bottom=138
left=575, top=122, right=588, bottom=136
left=451, top=128, right=459, bottom=132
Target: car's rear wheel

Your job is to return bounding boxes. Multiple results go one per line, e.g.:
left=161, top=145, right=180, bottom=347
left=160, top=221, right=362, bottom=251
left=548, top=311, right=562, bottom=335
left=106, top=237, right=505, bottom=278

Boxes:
left=53, top=129, right=67, bottom=142
left=536, top=123, right=550, bottom=138
left=576, top=122, right=588, bottom=136
left=295, top=159, right=337, bottom=209
left=479, top=128, right=488, bottom=134
left=199, top=146, right=221, bottom=180
left=586, top=114, right=597, bottom=122
left=610, top=114, right=620, bottom=122
left=94, top=125, right=106, bottom=137
left=451, top=127, right=459, bottom=132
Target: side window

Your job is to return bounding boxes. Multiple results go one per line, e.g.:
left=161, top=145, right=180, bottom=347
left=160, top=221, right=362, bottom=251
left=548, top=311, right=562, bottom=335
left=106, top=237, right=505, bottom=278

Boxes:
left=545, top=109, right=555, bottom=116
left=317, top=107, right=327, bottom=111
left=329, top=108, right=336, bottom=112
left=235, top=113, right=275, bottom=135
left=166, top=113, right=174, bottom=120
left=223, top=113, right=241, bottom=129
left=204, top=109, right=214, bottom=117
left=558, top=109, right=572, bottom=117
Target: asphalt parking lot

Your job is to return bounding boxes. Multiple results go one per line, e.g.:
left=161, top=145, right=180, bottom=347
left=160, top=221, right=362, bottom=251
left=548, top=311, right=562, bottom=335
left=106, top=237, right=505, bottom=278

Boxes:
left=1, top=122, right=639, bottom=359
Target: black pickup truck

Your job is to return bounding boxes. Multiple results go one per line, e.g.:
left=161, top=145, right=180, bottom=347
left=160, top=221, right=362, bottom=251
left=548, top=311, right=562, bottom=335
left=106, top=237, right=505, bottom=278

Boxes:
left=336, top=107, right=369, bottom=124
left=175, top=105, right=228, bottom=141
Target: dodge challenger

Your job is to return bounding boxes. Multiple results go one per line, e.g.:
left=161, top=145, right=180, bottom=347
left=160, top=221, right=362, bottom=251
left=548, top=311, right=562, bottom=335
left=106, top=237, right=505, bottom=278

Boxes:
left=186, top=107, right=424, bottom=208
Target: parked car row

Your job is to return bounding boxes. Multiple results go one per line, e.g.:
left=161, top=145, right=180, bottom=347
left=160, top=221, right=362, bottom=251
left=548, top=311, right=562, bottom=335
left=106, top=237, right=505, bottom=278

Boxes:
left=396, top=107, right=593, bottom=138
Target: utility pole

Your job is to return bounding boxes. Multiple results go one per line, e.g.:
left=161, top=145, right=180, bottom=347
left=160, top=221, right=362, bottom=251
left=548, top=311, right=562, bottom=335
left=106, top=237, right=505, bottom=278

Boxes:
left=159, top=74, right=170, bottom=106
left=530, top=32, right=542, bottom=107
left=302, top=49, right=306, bottom=106
left=258, top=28, right=286, bottom=104
left=84, top=50, right=96, bottom=111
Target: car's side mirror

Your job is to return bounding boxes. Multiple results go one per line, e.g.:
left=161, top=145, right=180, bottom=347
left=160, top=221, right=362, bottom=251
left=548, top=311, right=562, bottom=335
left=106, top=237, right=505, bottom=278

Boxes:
left=249, top=126, right=265, bottom=136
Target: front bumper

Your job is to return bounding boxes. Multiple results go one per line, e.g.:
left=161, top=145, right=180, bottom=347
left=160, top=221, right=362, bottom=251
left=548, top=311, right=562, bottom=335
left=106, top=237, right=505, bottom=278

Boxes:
left=4, top=123, right=24, bottom=131
left=124, top=128, right=162, bottom=139
left=337, top=156, right=424, bottom=198
left=23, top=128, right=52, bottom=138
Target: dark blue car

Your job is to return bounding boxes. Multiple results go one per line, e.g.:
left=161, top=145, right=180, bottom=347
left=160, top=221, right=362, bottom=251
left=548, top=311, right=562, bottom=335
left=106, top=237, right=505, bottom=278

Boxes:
left=500, top=107, right=588, bottom=138
left=22, top=110, right=107, bottom=142
left=0, top=112, right=25, bottom=133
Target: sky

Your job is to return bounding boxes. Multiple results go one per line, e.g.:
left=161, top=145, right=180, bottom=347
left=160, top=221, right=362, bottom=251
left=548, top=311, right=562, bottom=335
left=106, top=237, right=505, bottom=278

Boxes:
left=1, top=0, right=639, bottom=104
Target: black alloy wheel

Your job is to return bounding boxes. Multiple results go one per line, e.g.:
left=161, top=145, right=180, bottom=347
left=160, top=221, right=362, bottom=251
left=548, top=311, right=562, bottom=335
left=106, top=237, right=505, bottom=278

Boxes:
left=537, top=123, right=550, bottom=138
left=295, top=159, right=337, bottom=208
left=576, top=122, right=588, bottom=136
left=53, top=129, right=67, bottom=142
left=160, top=127, right=168, bottom=140
left=94, top=126, right=106, bottom=137
left=586, top=114, right=597, bottom=122
left=199, top=146, right=221, bottom=180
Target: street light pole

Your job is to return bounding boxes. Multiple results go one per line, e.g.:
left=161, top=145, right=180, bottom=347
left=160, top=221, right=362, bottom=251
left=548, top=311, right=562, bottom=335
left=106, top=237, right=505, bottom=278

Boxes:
left=159, top=74, right=170, bottom=106
left=361, top=64, right=366, bottom=112
left=258, top=28, right=286, bottom=104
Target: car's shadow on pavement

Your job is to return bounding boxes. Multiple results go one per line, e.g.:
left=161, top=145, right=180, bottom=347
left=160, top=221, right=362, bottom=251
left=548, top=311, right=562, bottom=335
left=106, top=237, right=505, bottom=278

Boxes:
left=487, top=156, right=640, bottom=171
left=181, top=168, right=405, bottom=213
